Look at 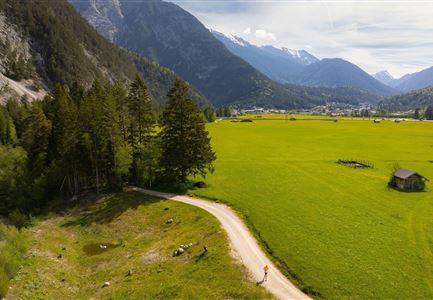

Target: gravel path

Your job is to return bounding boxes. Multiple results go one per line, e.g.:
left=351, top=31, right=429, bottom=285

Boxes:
left=132, top=187, right=311, bottom=300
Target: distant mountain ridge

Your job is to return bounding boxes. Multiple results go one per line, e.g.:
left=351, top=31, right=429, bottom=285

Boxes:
left=212, top=30, right=318, bottom=83
left=69, top=0, right=314, bottom=107
left=212, top=31, right=397, bottom=96
left=393, top=66, right=433, bottom=92
left=373, top=71, right=396, bottom=86
left=294, top=58, right=397, bottom=96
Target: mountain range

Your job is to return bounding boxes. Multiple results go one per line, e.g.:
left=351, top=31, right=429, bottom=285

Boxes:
left=374, top=67, right=433, bottom=93
left=212, top=31, right=396, bottom=97
left=4, top=0, right=433, bottom=111
left=69, top=0, right=305, bottom=107
left=212, top=30, right=318, bottom=83
left=69, top=0, right=388, bottom=107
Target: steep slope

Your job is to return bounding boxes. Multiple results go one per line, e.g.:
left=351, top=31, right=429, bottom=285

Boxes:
left=394, top=66, right=433, bottom=92
left=68, top=0, right=312, bottom=107
left=378, top=86, right=433, bottom=112
left=372, top=71, right=396, bottom=87
left=0, top=0, right=208, bottom=107
left=211, top=30, right=317, bottom=83
left=296, top=59, right=397, bottom=96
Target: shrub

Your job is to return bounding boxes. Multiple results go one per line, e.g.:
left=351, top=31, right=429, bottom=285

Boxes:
left=8, top=209, right=29, bottom=229
left=0, top=224, right=29, bottom=297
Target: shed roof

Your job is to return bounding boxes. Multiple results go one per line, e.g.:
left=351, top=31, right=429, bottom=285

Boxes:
left=393, top=168, right=427, bottom=180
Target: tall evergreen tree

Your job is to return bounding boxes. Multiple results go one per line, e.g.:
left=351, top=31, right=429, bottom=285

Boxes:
left=159, top=79, right=216, bottom=183
left=414, top=108, right=420, bottom=119
left=128, top=75, right=153, bottom=144
left=424, top=106, right=433, bottom=120
left=127, top=75, right=155, bottom=185
left=21, top=105, right=51, bottom=179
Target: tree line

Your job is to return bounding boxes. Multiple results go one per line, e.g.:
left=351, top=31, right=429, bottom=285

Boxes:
left=0, top=76, right=215, bottom=216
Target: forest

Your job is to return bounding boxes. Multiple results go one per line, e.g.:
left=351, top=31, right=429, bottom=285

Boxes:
left=0, top=76, right=216, bottom=223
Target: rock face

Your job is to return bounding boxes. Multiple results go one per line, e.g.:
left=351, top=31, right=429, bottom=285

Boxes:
left=0, top=13, right=32, bottom=74
left=69, top=0, right=124, bottom=42
left=0, top=13, right=46, bottom=103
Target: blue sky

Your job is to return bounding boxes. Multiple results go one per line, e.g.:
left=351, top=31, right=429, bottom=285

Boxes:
left=171, top=0, right=433, bottom=78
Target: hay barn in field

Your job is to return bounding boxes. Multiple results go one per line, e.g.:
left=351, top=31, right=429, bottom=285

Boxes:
left=390, top=168, right=428, bottom=191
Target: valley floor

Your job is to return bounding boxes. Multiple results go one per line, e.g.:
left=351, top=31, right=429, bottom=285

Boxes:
left=192, top=118, right=433, bottom=299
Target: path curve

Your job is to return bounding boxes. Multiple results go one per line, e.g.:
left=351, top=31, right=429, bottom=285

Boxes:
left=131, top=187, right=311, bottom=300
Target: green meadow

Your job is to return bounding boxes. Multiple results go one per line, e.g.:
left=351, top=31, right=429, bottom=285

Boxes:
left=192, top=118, right=433, bottom=299
left=6, top=192, right=271, bottom=299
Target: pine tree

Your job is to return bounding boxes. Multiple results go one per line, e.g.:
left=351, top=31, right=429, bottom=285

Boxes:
left=127, top=75, right=155, bottom=185
left=414, top=108, right=420, bottom=120
left=128, top=75, right=153, bottom=144
left=203, top=107, right=216, bottom=123
left=424, top=106, right=433, bottom=120
left=159, top=79, right=216, bottom=183
left=21, top=105, right=52, bottom=178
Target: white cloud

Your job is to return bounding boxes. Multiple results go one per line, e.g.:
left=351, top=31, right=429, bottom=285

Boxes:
left=243, top=27, right=251, bottom=35
left=255, top=29, right=276, bottom=41
left=172, top=1, right=433, bottom=77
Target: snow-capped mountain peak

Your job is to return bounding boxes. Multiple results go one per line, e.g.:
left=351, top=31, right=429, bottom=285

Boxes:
left=210, top=30, right=248, bottom=47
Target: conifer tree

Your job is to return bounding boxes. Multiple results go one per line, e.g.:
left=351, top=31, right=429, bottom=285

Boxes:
left=414, top=108, right=420, bottom=120
left=128, top=75, right=153, bottom=144
left=424, top=106, right=433, bottom=120
left=127, top=75, right=155, bottom=185
left=159, top=79, right=216, bottom=183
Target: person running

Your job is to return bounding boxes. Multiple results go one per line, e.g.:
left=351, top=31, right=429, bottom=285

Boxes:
left=263, top=265, right=269, bottom=282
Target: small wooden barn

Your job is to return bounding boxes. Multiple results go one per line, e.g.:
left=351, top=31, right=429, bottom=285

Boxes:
left=390, top=168, right=428, bottom=191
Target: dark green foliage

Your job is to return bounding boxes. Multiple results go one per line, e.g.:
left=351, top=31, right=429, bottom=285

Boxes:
left=159, top=79, right=216, bottom=182
left=424, top=105, right=433, bottom=120
left=203, top=107, right=216, bottom=122
left=0, top=146, right=27, bottom=213
left=8, top=209, right=30, bottom=229
left=1, top=78, right=189, bottom=214
left=127, top=76, right=159, bottom=186
left=378, top=86, right=433, bottom=112
left=216, top=107, right=232, bottom=118
left=414, top=108, right=420, bottom=119
left=0, top=106, right=17, bottom=145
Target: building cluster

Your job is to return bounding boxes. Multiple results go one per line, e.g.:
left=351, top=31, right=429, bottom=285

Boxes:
left=234, top=103, right=377, bottom=117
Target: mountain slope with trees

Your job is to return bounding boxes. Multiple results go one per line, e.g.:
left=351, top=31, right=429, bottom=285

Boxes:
left=0, top=0, right=208, bottom=107
left=69, top=0, right=306, bottom=107
left=295, top=58, right=398, bottom=96
left=378, top=86, right=433, bottom=112
left=68, top=0, right=384, bottom=107
left=393, top=66, right=433, bottom=92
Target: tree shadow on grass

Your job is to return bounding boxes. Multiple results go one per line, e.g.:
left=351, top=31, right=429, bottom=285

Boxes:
left=62, top=191, right=163, bottom=227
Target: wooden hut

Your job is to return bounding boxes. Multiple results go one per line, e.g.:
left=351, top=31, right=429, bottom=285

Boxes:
left=390, top=168, right=428, bottom=191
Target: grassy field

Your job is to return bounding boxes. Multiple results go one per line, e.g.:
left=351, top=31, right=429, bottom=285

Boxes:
left=191, top=118, right=433, bottom=299
left=6, top=192, right=271, bottom=299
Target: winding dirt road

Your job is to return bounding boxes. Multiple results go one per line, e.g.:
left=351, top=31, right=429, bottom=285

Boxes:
left=132, top=187, right=311, bottom=300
